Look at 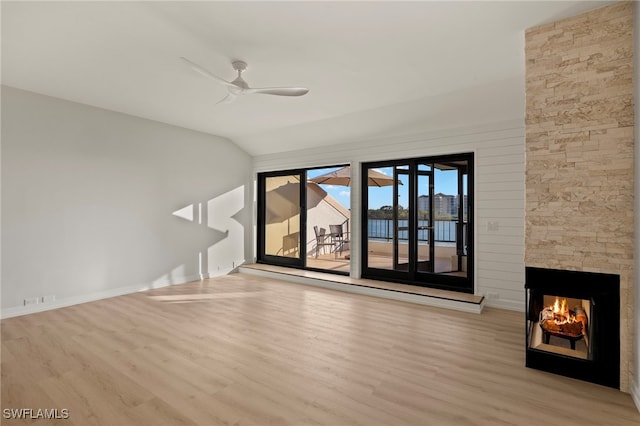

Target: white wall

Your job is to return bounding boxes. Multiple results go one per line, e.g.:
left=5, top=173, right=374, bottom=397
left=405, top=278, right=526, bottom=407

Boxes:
left=632, top=1, right=640, bottom=412
left=254, top=119, right=525, bottom=311
left=1, top=86, right=253, bottom=317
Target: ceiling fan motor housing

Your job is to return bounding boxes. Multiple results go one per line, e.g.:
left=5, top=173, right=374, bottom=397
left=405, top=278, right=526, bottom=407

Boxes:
left=232, top=61, right=248, bottom=72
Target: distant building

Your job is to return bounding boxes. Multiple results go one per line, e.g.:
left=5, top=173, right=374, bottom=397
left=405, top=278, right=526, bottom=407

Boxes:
left=434, top=193, right=454, bottom=217
left=417, top=193, right=451, bottom=217
left=417, top=193, right=468, bottom=219
left=417, top=195, right=429, bottom=213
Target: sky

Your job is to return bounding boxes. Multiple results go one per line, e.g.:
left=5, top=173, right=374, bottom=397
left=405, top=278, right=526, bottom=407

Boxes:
left=307, top=166, right=462, bottom=210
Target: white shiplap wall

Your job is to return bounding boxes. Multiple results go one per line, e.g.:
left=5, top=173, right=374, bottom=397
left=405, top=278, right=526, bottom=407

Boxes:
left=253, top=119, right=525, bottom=310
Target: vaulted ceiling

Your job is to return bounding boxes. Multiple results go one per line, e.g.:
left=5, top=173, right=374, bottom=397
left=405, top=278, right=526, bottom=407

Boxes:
left=1, top=1, right=613, bottom=156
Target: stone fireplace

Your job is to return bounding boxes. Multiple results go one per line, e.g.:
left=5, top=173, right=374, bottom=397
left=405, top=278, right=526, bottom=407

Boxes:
left=525, top=2, right=634, bottom=391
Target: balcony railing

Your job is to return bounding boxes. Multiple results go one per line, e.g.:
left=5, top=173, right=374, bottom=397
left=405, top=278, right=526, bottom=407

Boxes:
left=367, top=219, right=467, bottom=254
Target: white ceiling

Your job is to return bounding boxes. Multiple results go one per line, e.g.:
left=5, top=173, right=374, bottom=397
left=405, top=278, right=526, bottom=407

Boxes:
left=1, top=1, right=613, bottom=156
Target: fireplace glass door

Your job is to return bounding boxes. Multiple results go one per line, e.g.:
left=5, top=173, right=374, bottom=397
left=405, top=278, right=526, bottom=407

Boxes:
left=527, top=294, right=593, bottom=360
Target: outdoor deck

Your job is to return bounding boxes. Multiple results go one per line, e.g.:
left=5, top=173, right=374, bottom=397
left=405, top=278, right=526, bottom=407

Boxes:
left=306, top=244, right=466, bottom=277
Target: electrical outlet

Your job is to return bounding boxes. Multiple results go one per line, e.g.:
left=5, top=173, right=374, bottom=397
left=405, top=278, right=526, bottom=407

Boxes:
left=42, top=295, right=56, bottom=303
left=24, top=297, right=39, bottom=306
left=487, top=292, right=500, bottom=299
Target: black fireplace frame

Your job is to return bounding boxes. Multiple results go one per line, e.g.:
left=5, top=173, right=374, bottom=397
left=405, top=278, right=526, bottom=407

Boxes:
left=525, top=267, right=620, bottom=389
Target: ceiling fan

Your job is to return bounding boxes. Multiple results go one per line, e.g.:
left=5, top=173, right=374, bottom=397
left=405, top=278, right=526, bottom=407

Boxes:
left=181, top=57, right=309, bottom=104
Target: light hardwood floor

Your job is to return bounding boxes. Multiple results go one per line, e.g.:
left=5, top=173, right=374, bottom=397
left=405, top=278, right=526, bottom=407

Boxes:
left=2, top=273, right=639, bottom=425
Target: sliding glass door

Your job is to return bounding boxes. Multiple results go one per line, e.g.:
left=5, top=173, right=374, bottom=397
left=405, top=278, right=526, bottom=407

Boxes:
left=257, top=165, right=351, bottom=273
left=362, top=153, right=473, bottom=293
left=258, top=171, right=305, bottom=267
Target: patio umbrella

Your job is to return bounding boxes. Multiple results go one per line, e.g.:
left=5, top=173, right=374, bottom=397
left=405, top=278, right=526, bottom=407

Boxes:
left=309, top=166, right=400, bottom=187
left=265, top=180, right=324, bottom=224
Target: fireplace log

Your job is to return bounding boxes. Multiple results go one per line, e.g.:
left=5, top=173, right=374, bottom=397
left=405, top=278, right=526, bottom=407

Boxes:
left=574, top=306, right=588, bottom=334
left=541, top=319, right=583, bottom=337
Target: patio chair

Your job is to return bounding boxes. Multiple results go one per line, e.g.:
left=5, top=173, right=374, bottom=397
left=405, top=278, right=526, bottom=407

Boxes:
left=329, top=224, right=349, bottom=259
left=313, top=226, right=334, bottom=258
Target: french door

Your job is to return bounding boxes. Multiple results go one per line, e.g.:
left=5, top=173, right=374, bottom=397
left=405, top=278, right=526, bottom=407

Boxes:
left=361, top=153, right=473, bottom=293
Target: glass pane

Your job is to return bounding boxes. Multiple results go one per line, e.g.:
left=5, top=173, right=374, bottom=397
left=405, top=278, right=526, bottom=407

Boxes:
left=433, top=162, right=467, bottom=277
left=366, top=166, right=408, bottom=271
left=395, top=169, right=409, bottom=270
left=306, top=166, right=351, bottom=272
left=417, top=169, right=431, bottom=272
left=462, top=173, right=468, bottom=256
left=529, top=294, right=591, bottom=360
left=265, top=175, right=301, bottom=258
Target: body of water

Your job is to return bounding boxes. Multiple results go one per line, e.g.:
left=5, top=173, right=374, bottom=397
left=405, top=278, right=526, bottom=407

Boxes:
left=367, top=219, right=459, bottom=242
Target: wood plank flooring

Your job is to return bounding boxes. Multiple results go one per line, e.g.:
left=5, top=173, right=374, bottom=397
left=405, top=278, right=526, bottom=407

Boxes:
left=2, top=273, right=639, bottom=425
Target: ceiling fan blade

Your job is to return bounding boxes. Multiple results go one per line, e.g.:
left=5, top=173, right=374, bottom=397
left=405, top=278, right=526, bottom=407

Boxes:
left=215, top=93, right=237, bottom=104
left=180, top=57, right=236, bottom=88
left=246, top=87, right=309, bottom=96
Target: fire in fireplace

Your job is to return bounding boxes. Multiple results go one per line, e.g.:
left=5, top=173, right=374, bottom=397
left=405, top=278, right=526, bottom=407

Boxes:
left=532, top=295, right=590, bottom=356
left=525, top=267, right=619, bottom=389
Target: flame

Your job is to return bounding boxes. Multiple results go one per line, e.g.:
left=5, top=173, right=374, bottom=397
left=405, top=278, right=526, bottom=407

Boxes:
left=550, top=297, right=574, bottom=325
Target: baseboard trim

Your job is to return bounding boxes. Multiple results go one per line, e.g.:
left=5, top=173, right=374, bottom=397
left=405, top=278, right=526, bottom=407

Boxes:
left=239, top=266, right=484, bottom=314
left=0, top=271, right=231, bottom=320
left=632, top=380, right=640, bottom=414
left=484, top=297, right=525, bottom=312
